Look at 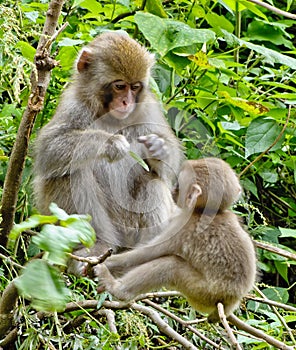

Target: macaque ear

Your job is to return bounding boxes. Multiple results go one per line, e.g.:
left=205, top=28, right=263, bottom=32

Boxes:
left=77, top=48, right=93, bottom=73
left=186, top=184, right=202, bottom=209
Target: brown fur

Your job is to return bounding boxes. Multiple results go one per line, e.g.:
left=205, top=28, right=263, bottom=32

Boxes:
left=94, top=158, right=257, bottom=322
left=33, top=32, right=184, bottom=274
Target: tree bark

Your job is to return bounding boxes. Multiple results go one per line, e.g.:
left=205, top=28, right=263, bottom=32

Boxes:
left=0, top=0, right=65, bottom=250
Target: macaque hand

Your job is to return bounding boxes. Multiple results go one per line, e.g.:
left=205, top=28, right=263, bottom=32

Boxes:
left=138, top=134, right=168, bottom=160
left=105, top=134, right=130, bottom=162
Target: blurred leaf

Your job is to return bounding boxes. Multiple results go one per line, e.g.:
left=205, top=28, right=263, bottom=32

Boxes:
left=205, top=13, right=234, bottom=32
left=33, top=225, right=80, bottom=265
left=279, top=227, right=296, bottom=238
left=146, top=0, right=167, bottom=18
left=49, top=202, right=70, bottom=221
left=58, top=38, right=85, bottom=47
left=75, top=0, right=103, bottom=13
left=15, top=260, right=70, bottom=312
left=135, top=12, right=215, bottom=56
left=9, top=215, right=57, bottom=249
left=246, top=19, right=293, bottom=49
left=23, top=11, right=39, bottom=23
left=16, top=41, right=36, bottom=62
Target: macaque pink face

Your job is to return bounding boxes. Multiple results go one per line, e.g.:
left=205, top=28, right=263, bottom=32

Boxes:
left=108, top=80, right=142, bottom=119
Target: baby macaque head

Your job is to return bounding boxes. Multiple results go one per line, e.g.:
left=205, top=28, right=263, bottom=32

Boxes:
left=178, top=158, right=242, bottom=212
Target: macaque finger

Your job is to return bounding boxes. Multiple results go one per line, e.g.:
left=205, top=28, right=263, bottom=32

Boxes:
left=138, top=134, right=168, bottom=160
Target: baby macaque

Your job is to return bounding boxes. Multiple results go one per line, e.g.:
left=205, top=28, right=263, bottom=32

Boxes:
left=94, top=158, right=257, bottom=322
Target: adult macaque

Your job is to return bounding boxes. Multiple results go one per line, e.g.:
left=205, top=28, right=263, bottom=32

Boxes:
left=94, top=158, right=257, bottom=322
left=33, top=32, right=184, bottom=274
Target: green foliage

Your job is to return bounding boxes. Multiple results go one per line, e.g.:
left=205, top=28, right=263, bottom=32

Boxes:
left=1, top=0, right=296, bottom=348
left=10, top=204, right=95, bottom=312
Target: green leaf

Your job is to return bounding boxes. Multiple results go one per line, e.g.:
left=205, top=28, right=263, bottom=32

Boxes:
left=16, top=41, right=36, bottom=62
left=129, top=151, right=150, bottom=172
left=146, top=0, right=167, bottom=18
left=222, top=30, right=296, bottom=69
left=15, top=260, right=70, bottom=312
left=75, top=0, right=103, bottom=14
left=274, top=261, right=288, bottom=283
left=33, top=225, right=80, bottom=265
left=58, top=38, right=85, bottom=47
left=240, top=178, right=258, bottom=199
left=245, top=117, right=283, bottom=158
left=49, top=203, right=70, bottom=221
left=246, top=19, right=294, bottom=49
left=134, top=12, right=215, bottom=56
left=262, top=287, right=289, bottom=304
left=279, top=227, right=296, bottom=238
left=23, top=11, right=39, bottom=23
left=205, top=13, right=234, bottom=33
left=33, top=218, right=95, bottom=265
left=9, top=214, right=58, bottom=249
left=61, top=216, right=96, bottom=247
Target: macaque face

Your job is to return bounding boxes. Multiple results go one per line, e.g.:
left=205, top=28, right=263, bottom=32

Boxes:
left=105, top=80, right=143, bottom=119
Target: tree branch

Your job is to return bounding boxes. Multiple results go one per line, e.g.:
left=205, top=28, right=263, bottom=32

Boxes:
left=228, top=314, right=294, bottom=350
left=0, top=0, right=65, bottom=250
left=255, top=240, right=296, bottom=261
left=0, top=281, right=19, bottom=338
left=247, top=0, right=296, bottom=19
left=217, top=303, right=242, bottom=350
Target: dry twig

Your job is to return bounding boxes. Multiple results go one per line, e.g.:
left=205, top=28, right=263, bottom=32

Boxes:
left=217, top=303, right=242, bottom=350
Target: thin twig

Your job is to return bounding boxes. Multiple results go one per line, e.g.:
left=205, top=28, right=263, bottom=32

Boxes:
left=228, top=314, right=294, bottom=350
left=132, top=302, right=198, bottom=350
left=217, top=303, right=242, bottom=350
left=144, top=299, right=225, bottom=349
left=255, top=240, right=296, bottom=261
left=68, top=248, right=113, bottom=266
left=45, top=22, right=69, bottom=49
left=246, top=295, right=296, bottom=312
left=240, top=105, right=291, bottom=177
left=0, top=252, right=24, bottom=269
left=254, top=286, right=296, bottom=345
left=247, top=0, right=296, bottom=19
left=97, top=309, right=121, bottom=350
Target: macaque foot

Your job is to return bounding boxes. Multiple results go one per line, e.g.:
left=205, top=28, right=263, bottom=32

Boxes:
left=138, top=134, right=168, bottom=160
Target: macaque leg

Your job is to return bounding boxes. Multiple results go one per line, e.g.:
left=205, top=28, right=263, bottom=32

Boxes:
left=104, top=236, right=176, bottom=276
left=95, top=255, right=201, bottom=301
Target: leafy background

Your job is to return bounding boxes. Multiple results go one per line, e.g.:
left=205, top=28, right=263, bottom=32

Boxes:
left=0, top=0, right=296, bottom=348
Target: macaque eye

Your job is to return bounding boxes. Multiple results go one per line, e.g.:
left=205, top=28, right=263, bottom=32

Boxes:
left=114, top=83, right=127, bottom=90
left=131, top=83, right=142, bottom=91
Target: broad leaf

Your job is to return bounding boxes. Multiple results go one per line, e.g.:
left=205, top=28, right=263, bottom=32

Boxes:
left=279, top=227, right=296, bottom=238
left=222, top=30, right=296, bottom=69
left=134, top=12, right=215, bottom=56
left=15, top=260, right=70, bottom=312
left=245, top=117, right=283, bottom=158
left=16, top=41, right=36, bottom=62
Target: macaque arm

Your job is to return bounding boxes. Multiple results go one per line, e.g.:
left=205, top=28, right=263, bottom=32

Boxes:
left=35, top=123, right=129, bottom=178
